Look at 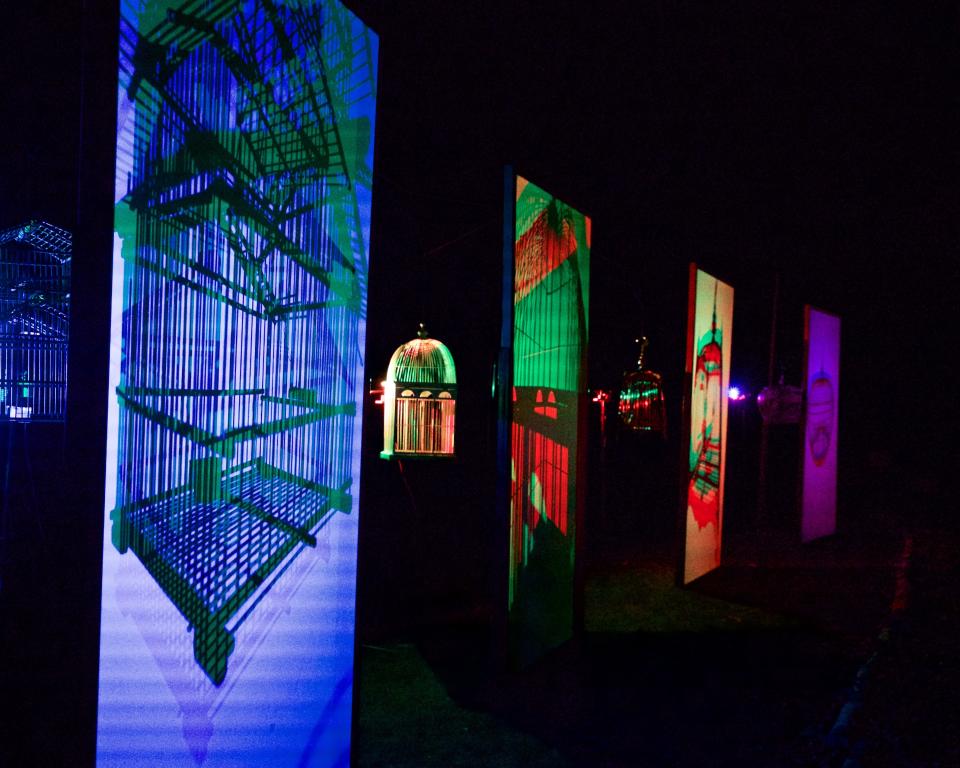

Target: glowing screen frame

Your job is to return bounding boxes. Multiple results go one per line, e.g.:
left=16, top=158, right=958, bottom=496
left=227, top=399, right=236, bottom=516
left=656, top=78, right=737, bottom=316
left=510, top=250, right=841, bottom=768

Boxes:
left=506, top=174, right=590, bottom=666
left=800, top=306, right=840, bottom=543
left=96, top=1, right=377, bottom=764
left=681, top=265, right=733, bottom=585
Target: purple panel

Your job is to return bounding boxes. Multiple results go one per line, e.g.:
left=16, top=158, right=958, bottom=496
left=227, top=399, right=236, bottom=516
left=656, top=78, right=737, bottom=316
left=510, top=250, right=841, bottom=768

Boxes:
left=800, top=307, right=841, bottom=542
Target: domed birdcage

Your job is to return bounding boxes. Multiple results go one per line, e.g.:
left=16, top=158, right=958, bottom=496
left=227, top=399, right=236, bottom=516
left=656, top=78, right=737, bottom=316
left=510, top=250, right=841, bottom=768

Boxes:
left=381, top=324, right=456, bottom=459
left=618, top=337, right=666, bottom=436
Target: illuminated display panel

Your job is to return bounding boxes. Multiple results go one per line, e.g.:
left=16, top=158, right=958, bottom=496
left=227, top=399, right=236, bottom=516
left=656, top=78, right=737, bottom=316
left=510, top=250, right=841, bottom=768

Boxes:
left=508, top=175, right=589, bottom=666
left=682, top=266, right=733, bottom=585
left=0, top=221, right=71, bottom=422
left=97, top=1, right=376, bottom=764
left=800, top=306, right=840, bottom=542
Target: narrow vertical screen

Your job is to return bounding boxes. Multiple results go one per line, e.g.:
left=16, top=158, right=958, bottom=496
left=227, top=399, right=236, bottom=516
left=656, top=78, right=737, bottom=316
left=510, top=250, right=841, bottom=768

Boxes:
left=683, top=267, right=733, bottom=584
left=97, top=2, right=377, bottom=764
left=800, top=307, right=840, bottom=542
left=508, top=176, right=589, bottom=665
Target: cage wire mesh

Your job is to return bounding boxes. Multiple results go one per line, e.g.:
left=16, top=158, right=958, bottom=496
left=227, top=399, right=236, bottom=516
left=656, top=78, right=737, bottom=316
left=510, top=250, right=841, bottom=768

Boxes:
left=0, top=220, right=71, bottom=422
left=381, top=326, right=457, bottom=459
left=108, top=0, right=376, bottom=684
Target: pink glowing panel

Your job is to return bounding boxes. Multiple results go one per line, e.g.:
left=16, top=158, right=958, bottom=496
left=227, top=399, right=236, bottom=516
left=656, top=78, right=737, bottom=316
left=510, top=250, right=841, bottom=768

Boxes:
left=682, top=265, right=734, bottom=584
left=800, top=306, right=841, bottom=542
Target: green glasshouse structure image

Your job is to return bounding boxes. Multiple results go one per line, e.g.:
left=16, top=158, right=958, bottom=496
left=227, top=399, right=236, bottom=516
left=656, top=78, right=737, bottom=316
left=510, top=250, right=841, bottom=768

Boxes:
left=111, top=0, right=376, bottom=684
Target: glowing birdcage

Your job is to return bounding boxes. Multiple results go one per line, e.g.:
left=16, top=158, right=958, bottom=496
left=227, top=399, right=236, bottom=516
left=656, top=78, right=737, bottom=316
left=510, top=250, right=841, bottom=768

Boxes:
left=618, top=337, right=666, bottom=436
left=381, top=324, right=456, bottom=459
left=0, top=220, right=71, bottom=421
left=757, top=378, right=802, bottom=425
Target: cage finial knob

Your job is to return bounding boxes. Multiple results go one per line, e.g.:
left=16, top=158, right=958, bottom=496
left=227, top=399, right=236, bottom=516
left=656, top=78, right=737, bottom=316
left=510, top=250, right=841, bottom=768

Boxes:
left=636, top=336, right=649, bottom=369
left=417, top=322, right=429, bottom=339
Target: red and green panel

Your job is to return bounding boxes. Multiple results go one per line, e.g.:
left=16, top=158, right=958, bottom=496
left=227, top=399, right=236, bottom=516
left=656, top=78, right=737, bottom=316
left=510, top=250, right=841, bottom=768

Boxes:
left=507, top=175, right=589, bottom=666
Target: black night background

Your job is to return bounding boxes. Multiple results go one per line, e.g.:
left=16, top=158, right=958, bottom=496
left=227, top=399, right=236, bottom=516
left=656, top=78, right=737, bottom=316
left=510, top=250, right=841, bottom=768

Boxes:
left=1, top=1, right=957, bottom=766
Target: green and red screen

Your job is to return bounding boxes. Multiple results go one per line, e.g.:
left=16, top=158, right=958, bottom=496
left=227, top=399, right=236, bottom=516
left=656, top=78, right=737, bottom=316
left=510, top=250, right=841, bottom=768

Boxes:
left=507, top=176, right=589, bottom=665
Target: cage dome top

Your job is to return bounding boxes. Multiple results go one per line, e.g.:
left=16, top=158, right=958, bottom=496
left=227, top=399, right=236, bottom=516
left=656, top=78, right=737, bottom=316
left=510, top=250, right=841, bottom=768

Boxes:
left=0, top=220, right=72, bottom=261
left=386, top=324, right=456, bottom=386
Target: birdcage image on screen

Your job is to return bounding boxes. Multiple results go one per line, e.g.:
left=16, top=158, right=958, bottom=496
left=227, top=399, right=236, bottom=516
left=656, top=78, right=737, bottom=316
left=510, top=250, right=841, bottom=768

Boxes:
left=380, top=325, right=456, bottom=459
left=0, top=220, right=71, bottom=422
left=110, top=0, right=376, bottom=685
left=506, top=175, right=589, bottom=666
left=681, top=267, right=733, bottom=585
left=689, top=293, right=724, bottom=528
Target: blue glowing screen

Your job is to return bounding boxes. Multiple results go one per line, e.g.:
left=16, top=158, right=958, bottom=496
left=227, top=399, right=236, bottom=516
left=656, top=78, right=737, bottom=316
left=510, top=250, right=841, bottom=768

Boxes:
left=96, top=1, right=377, bottom=764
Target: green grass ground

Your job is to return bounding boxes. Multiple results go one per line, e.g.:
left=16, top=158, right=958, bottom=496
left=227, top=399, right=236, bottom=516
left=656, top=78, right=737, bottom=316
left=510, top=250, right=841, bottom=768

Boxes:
left=354, top=520, right=908, bottom=767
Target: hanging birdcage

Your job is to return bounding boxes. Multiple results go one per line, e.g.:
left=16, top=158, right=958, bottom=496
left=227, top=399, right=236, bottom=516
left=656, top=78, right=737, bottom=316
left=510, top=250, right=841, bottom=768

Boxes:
left=756, top=377, right=802, bottom=425
left=618, top=337, right=666, bottom=436
left=381, top=324, right=456, bottom=459
left=0, top=220, right=71, bottom=421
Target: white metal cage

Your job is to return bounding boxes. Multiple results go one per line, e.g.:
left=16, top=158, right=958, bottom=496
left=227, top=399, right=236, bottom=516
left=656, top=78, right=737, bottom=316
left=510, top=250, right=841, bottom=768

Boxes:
left=381, top=325, right=456, bottom=459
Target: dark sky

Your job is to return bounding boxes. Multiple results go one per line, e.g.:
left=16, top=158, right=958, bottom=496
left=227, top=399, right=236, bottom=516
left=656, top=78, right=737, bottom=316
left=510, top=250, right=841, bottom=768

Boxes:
left=350, top=0, right=959, bottom=475
left=1, top=8, right=954, bottom=764
left=1, top=0, right=956, bottom=468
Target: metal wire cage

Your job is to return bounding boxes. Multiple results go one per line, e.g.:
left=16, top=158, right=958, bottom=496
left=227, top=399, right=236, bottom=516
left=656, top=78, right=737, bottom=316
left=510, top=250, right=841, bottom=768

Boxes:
left=381, top=324, right=456, bottom=459
left=0, top=220, right=71, bottom=422
left=618, top=337, right=667, bottom=436
left=107, top=0, right=377, bottom=686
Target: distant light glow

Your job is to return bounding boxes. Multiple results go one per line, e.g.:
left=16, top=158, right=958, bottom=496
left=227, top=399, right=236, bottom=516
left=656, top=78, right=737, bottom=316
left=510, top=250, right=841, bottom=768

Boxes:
left=727, top=386, right=746, bottom=401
